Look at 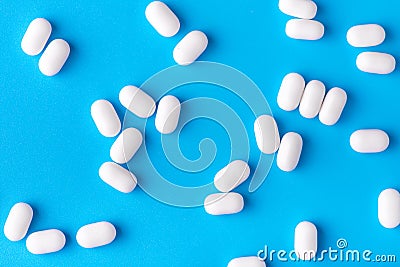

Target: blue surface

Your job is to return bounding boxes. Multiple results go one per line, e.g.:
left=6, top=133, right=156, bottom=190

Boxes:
left=1, top=0, right=400, bottom=266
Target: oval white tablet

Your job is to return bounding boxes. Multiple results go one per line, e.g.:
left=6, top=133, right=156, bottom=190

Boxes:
left=277, top=132, right=302, bottom=172
left=26, top=229, right=66, bottom=254
left=350, top=129, right=389, bottom=153
left=214, top=160, right=250, bottom=193
left=346, top=24, right=385, bottom=48
left=254, top=115, right=280, bottom=154
left=294, top=221, right=318, bottom=260
left=91, top=100, right=121, bottom=137
left=21, top=18, right=52, bottom=56
left=173, top=30, right=208, bottom=66
left=110, top=128, right=143, bottom=164
left=119, top=85, right=156, bottom=118
left=286, top=19, right=324, bottom=40
left=228, top=256, right=266, bottom=267
left=145, top=1, right=180, bottom=37
left=4, top=202, right=33, bottom=242
left=378, top=189, right=400, bottom=229
left=278, top=0, right=317, bottom=19
left=318, top=87, right=347, bottom=126
left=356, top=52, right=396, bottom=74
left=99, top=162, right=137, bottom=193
left=204, top=192, right=244, bottom=215
left=76, top=221, right=116, bottom=248
left=277, top=72, right=305, bottom=111
left=299, top=80, right=325, bottom=119
left=155, top=95, right=181, bottom=134
left=38, top=39, right=70, bottom=76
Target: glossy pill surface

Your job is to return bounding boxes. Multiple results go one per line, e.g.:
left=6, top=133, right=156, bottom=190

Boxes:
left=347, top=24, right=385, bottom=47
left=173, top=31, right=208, bottom=66
left=356, top=52, right=396, bottom=74
left=299, top=80, right=325, bottom=119
left=21, top=18, right=52, bottom=56
left=378, top=189, right=400, bottom=229
left=254, top=115, right=280, bottom=154
left=155, top=95, right=181, bottom=134
left=38, top=39, right=70, bottom=76
left=26, top=229, right=66, bottom=254
left=278, top=0, right=317, bottom=19
left=145, top=1, right=180, bottom=37
left=214, top=160, right=250, bottom=192
left=76, top=221, right=116, bottom=248
left=318, top=87, right=347, bottom=126
left=4, top=203, right=33, bottom=241
left=350, top=129, right=389, bottom=153
left=286, top=19, right=324, bottom=40
left=91, top=100, right=121, bottom=137
left=204, top=193, right=244, bottom=215
left=277, top=132, right=303, bottom=172
left=277, top=73, right=305, bottom=111
left=99, top=162, right=137, bottom=193
left=110, top=128, right=143, bottom=164
left=294, top=221, right=317, bottom=260
left=119, top=85, right=156, bottom=118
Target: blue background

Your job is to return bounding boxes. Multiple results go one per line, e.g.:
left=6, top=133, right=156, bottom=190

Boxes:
left=1, top=0, right=399, bottom=266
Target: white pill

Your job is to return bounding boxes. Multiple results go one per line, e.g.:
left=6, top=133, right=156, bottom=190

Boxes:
left=173, top=30, right=208, bottom=66
left=350, top=129, right=389, bottom=153
left=91, top=100, right=121, bottom=137
left=38, top=39, right=70, bottom=76
left=145, top=1, right=180, bottom=37
left=21, top=18, right=52, bottom=56
left=119, top=85, right=156, bottom=118
left=26, top=229, right=66, bottom=254
left=254, top=115, right=280, bottom=154
left=318, top=87, right=347, bottom=126
left=299, top=80, right=325, bottom=119
left=278, top=0, right=317, bottom=19
left=228, top=256, right=266, bottom=267
left=277, top=132, right=302, bottom=172
left=110, top=128, right=142, bottom=164
left=4, top=203, right=33, bottom=242
left=346, top=24, right=385, bottom=48
left=378, top=189, right=400, bottom=229
left=76, top=221, right=116, bottom=248
left=277, top=73, right=305, bottom=111
left=204, top=192, right=244, bottom=215
left=214, top=160, right=250, bottom=193
left=356, top=52, right=396, bottom=75
left=99, top=162, right=137, bottom=193
left=286, top=19, right=324, bottom=40
left=294, top=221, right=318, bottom=260
left=155, top=95, right=181, bottom=134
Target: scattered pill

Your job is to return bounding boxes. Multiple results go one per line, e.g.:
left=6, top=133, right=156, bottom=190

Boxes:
left=356, top=52, right=396, bottom=74
left=277, top=73, right=305, bottom=111
left=21, top=18, right=52, bottom=56
left=145, top=1, right=180, bottom=37
left=378, top=189, right=400, bottom=229
left=277, top=132, right=303, bottom=172
left=4, top=203, right=33, bottom=242
left=295, top=221, right=317, bottom=260
left=38, top=39, right=70, bottom=76
left=99, top=162, right=137, bottom=193
left=318, top=87, right=347, bottom=126
left=204, top=192, right=244, bottom=215
left=254, top=115, right=280, bottom=154
left=214, top=160, right=250, bottom=192
left=110, top=128, right=143, bottom=164
left=173, top=30, right=208, bottom=66
left=350, top=129, right=389, bottom=153
left=286, top=19, right=324, bottom=40
left=228, top=256, right=266, bottom=267
left=26, top=229, right=66, bottom=254
left=119, top=85, right=156, bottom=118
left=278, top=0, right=317, bottom=19
left=91, top=100, right=121, bottom=137
left=76, top=221, right=116, bottom=248
left=155, top=95, right=181, bottom=134
left=299, top=80, right=325, bottom=119
left=346, top=24, right=385, bottom=48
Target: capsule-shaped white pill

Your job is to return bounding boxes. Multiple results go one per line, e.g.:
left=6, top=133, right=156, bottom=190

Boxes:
left=318, top=87, right=347, bottom=126
left=110, top=128, right=142, bottom=164
left=378, top=189, right=400, bottom=229
left=99, top=162, right=137, bottom=193
left=119, top=85, right=156, bottom=118
left=350, top=129, right=389, bottom=153
left=277, top=73, right=305, bottom=111
left=204, top=192, right=244, bottom=215
left=26, top=229, right=66, bottom=254
left=277, top=132, right=302, bottom=172
left=294, top=221, right=317, bottom=260
left=173, top=30, right=208, bottom=66
left=286, top=19, right=324, bottom=40
left=21, top=18, right=52, bottom=56
left=214, top=160, right=250, bottom=193
left=346, top=24, right=385, bottom=48
left=76, top=221, right=116, bottom=248
left=155, top=95, right=181, bottom=134
left=228, top=256, right=266, bottom=267
left=91, top=100, right=121, bottom=137
left=38, top=39, right=70, bottom=76
left=356, top=52, right=396, bottom=75
left=299, top=80, right=325, bottom=119
left=4, top=203, right=33, bottom=242
left=278, top=0, right=317, bottom=19
left=254, top=115, right=280, bottom=154
left=145, top=1, right=180, bottom=37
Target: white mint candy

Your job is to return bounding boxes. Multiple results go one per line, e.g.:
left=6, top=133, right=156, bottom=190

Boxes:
left=299, top=80, right=325, bottom=119
left=347, top=24, right=385, bottom=47
left=4, top=202, right=33, bottom=241
left=76, top=221, right=116, bottom=248
left=294, top=221, right=317, bottom=261
left=145, top=1, right=180, bottom=37
left=278, top=0, right=317, bottom=19
left=350, top=129, right=389, bottom=153
left=254, top=115, right=280, bottom=154
left=38, top=39, right=70, bottom=76
left=26, top=229, right=66, bottom=254
left=155, top=95, right=181, bottom=134
left=173, top=30, right=208, bottom=66
left=119, top=85, right=156, bottom=118
left=214, top=160, right=250, bottom=193
left=204, top=192, right=244, bottom=215
left=21, top=18, right=52, bottom=56
left=99, top=162, right=137, bottom=193
left=277, top=72, right=305, bottom=111
left=91, top=100, right=121, bottom=137
left=228, top=256, right=266, bottom=267
left=277, top=132, right=303, bottom=172
left=286, top=19, right=324, bottom=40
left=356, top=52, right=396, bottom=74
left=318, top=87, right=347, bottom=126
left=378, top=189, right=400, bottom=229
left=110, top=128, right=143, bottom=164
